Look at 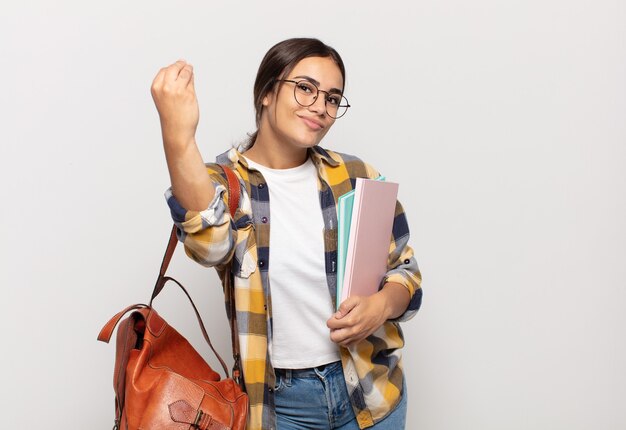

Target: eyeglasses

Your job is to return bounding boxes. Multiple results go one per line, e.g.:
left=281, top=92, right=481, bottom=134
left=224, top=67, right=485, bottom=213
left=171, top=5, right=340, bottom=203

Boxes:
left=277, top=79, right=351, bottom=119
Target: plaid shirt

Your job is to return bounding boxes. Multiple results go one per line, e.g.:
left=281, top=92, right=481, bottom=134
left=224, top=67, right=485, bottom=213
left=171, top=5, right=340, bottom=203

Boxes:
left=166, top=145, right=422, bottom=430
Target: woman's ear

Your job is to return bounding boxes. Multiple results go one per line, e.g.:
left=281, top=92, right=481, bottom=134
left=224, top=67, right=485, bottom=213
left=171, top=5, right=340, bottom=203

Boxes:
left=262, top=92, right=272, bottom=107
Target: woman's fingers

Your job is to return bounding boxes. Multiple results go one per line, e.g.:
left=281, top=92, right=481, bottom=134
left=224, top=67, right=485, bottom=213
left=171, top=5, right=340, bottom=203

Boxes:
left=150, top=67, right=166, bottom=96
left=187, top=70, right=195, bottom=90
left=177, top=64, right=193, bottom=83
left=151, top=60, right=196, bottom=99
left=327, top=294, right=388, bottom=347
left=152, top=60, right=194, bottom=97
left=150, top=59, right=200, bottom=146
left=184, top=67, right=195, bottom=91
left=163, top=60, right=187, bottom=85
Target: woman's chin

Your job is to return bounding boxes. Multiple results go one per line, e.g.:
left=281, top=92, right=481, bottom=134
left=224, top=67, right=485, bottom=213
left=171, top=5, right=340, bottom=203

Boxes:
left=294, top=132, right=325, bottom=148
left=302, top=141, right=322, bottom=150
left=286, top=137, right=319, bottom=149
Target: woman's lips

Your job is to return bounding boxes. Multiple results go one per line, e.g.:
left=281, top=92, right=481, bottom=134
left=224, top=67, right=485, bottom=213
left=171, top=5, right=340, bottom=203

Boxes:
left=299, top=115, right=324, bottom=131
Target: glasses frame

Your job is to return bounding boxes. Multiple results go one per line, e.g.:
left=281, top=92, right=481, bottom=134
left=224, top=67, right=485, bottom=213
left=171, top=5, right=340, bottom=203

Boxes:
left=277, top=79, right=351, bottom=119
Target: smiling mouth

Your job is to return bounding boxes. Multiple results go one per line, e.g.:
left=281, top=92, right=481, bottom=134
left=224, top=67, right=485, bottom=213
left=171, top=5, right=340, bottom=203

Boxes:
left=298, top=116, right=324, bottom=131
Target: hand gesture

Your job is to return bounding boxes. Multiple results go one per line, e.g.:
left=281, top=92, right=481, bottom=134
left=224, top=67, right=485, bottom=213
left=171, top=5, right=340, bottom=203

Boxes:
left=150, top=60, right=199, bottom=146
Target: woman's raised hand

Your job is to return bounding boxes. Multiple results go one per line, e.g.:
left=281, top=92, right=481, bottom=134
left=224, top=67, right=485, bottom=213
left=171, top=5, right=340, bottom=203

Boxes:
left=151, top=60, right=199, bottom=148
left=152, top=60, right=214, bottom=211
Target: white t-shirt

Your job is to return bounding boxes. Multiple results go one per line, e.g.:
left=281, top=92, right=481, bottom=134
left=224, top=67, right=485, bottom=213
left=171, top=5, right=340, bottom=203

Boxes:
left=243, top=156, right=340, bottom=369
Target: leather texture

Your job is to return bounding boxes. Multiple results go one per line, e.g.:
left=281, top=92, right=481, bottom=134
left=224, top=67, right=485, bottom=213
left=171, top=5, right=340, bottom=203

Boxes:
left=98, top=165, right=248, bottom=429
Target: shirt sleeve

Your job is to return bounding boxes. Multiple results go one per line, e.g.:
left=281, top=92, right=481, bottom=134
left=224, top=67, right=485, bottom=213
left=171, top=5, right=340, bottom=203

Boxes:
left=164, top=166, right=237, bottom=268
left=381, top=200, right=423, bottom=322
left=364, top=162, right=422, bottom=322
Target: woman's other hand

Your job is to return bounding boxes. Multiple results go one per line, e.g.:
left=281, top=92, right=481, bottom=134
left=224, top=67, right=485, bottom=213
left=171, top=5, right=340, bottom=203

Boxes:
left=327, top=283, right=410, bottom=348
left=151, top=60, right=199, bottom=148
left=327, top=294, right=388, bottom=348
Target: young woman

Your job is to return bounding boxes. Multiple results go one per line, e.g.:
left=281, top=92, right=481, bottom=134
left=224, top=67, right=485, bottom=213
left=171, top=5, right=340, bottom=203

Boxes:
left=151, top=38, right=422, bottom=430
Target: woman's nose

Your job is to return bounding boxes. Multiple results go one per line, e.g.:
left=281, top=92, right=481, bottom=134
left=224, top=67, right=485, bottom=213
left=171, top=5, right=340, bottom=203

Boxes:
left=308, top=94, right=327, bottom=116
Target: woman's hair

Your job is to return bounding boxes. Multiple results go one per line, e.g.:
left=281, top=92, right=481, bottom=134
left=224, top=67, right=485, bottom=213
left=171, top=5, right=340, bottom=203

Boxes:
left=246, top=37, right=346, bottom=147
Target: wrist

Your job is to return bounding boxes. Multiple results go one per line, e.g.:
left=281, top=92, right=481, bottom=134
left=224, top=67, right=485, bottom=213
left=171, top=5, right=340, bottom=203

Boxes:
left=380, top=282, right=410, bottom=320
left=160, top=119, right=197, bottom=146
left=162, top=132, right=197, bottom=152
left=377, top=286, right=394, bottom=321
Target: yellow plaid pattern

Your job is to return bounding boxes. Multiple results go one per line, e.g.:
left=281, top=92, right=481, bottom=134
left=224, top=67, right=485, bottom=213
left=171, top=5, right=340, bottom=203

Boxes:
left=165, top=145, right=422, bottom=429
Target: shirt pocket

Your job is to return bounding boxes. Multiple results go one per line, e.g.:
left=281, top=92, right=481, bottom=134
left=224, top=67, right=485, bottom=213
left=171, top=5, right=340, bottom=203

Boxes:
left=231, top=223, right=257, bottom=279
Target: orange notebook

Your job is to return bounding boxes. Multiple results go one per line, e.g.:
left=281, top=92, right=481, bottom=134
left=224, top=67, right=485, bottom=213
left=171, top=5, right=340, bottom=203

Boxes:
left=339, top=178, right=399, bottom=305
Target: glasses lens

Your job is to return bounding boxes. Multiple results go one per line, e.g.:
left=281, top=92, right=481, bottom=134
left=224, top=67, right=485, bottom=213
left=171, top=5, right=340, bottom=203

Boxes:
left=293, top=81, right=318, bottom=107
left=327, top=95, right=349, bottom=119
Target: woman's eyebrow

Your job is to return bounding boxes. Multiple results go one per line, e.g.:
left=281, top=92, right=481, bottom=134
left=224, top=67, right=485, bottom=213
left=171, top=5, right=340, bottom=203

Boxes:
left=293, top=75, right=343, bottom=94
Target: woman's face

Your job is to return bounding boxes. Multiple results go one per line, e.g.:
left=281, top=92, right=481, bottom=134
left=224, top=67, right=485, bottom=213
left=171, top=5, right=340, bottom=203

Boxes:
left=260, top=56, right=344, bottom=150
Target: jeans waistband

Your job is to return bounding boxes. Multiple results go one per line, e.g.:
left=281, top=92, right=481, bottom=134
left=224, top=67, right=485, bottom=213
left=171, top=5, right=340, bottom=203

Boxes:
left=275, top=360, right=342, bottom=378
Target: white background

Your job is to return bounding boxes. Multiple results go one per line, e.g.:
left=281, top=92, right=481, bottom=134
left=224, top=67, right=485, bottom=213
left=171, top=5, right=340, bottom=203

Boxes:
left=1, top=1, right=625, bottom=428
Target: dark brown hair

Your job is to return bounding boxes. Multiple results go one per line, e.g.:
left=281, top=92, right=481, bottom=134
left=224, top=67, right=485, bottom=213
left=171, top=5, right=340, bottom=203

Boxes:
left=246, top=38, right=346, bottom=146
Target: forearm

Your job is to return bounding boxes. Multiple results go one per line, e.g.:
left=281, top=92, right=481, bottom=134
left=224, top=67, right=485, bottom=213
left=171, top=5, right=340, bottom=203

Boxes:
left=379, top=282, right=411, bottom=320
left=152, top=60, right=214, bottom=212
left=163, top=136, right=215, bottom=212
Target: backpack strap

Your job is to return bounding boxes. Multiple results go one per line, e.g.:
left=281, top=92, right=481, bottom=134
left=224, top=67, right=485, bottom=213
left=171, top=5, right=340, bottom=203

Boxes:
left=146, top=164, right=242, bottom=380
left=219, top=166, right=245, bottom=388
left=150, top=164, right=240, bottom=301
left=222, top=165, right=240, bottom=222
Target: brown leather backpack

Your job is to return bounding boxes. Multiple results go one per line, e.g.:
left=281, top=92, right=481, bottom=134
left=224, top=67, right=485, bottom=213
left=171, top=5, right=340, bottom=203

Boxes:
left=98, top=166, right=248, bottom=430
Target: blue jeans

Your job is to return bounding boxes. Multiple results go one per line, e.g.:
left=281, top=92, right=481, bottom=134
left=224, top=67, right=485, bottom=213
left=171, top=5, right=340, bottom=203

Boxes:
left=274, top=361, right=407, bottom=429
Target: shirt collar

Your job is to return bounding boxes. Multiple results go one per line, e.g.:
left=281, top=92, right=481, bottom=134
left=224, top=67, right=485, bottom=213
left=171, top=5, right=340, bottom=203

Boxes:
left=308, top=146, right=340, bottom=167
left=217, top=144, right=340, bottom=170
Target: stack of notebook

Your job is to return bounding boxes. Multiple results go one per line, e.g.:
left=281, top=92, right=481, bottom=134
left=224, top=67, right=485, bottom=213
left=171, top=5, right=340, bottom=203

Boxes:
left=336, top=177, right=399, bottom=309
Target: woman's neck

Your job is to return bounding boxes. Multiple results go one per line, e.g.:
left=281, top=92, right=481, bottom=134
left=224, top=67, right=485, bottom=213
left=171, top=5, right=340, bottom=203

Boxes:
left=244, top=132, right=309, bottom=169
